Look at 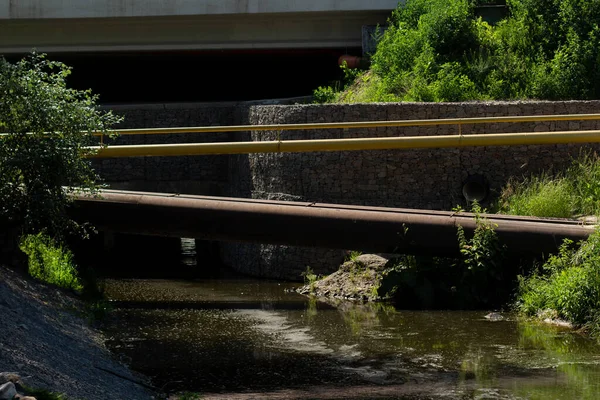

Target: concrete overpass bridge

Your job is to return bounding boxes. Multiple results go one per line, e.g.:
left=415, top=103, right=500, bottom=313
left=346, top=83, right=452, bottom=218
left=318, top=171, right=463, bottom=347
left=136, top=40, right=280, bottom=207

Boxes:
left=0, top=0, right=399, bottom=53
left=1, top=0, right=400, bottom=102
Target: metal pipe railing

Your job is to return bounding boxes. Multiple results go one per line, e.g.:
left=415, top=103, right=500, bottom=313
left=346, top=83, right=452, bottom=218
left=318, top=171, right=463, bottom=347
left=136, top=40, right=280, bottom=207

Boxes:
left=95, top=113, right=600, bottom=136
left=89, top=129, right=600, bottom=158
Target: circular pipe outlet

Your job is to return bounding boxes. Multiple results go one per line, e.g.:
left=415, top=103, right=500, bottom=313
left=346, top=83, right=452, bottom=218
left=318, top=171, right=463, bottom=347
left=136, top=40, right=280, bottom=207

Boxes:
left=462, top=175, right=489, bottom=203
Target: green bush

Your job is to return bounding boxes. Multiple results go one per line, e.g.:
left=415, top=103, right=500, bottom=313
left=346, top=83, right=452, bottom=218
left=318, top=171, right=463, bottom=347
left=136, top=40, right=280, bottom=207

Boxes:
left=312, top=61, right=365, bottom=103
left=19, top=232, right=83, bottom=291
left=312, top=86, right=337, bottom=104
left=390, top=203, right=509, bottom=309
left=0, top=52, right=121, bottom=238
left=338, top=0, right=600, bottom=102
left=517, top=230, right=600, bottom=336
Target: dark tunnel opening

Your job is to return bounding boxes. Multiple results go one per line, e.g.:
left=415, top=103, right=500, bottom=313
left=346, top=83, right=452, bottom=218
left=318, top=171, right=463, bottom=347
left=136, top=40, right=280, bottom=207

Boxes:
left=5, top=49, right=361, bottom=104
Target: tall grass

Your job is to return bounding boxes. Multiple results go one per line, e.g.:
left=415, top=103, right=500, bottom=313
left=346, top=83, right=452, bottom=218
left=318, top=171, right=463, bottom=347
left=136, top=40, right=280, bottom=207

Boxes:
left=499, top=175, right=573, bottom=218
left=19, top=232, right=83, bottom=291
left=517, top=229, right=600, bottom=338
left=567, top=152, right=600, bottom=216
left=498, top=153, right=600, bottom=218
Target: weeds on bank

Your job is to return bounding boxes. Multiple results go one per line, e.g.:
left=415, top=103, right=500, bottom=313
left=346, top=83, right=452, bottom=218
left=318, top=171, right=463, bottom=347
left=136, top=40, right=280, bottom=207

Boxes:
left=498, top=174, right=573, bottom=218
left=517, top=229, right=600, bottom=338
left=19, top=231, right=112, bottom=321
left=19, top=232, right=83, bottom=291
left=23, top=386, right=67, bottom=400
left=387, top=203, right=509, bottom=308
left=498, top=152, right=600, bottom=218
left=301, top=266, right=320, bottom=293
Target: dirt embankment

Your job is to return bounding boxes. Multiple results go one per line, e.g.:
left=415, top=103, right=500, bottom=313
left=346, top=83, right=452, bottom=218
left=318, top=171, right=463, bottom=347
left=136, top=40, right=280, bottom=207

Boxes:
left=0, top=266, right=155, bottom=400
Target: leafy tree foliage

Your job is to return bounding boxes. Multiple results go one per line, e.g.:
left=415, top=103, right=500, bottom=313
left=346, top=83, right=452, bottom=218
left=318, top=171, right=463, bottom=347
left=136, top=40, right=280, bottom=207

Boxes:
left=345, top=0, right=600, bottom=102
left=0, top=53, right=121, bottom=238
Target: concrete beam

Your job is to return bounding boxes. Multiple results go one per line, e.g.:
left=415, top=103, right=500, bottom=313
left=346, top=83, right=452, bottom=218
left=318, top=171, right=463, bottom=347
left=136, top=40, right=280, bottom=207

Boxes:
left=0, top=11, right=388, bottom=53
left=1, top=0, right=400, bottom=19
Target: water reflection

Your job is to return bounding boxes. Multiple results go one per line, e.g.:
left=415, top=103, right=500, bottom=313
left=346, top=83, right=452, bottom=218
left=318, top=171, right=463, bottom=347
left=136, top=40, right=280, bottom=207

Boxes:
left=101, top=279, right=600, bottom=399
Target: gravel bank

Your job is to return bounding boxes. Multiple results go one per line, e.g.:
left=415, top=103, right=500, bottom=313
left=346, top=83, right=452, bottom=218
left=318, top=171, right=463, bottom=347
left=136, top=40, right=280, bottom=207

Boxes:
left=0, top=265, right=155, bottom=400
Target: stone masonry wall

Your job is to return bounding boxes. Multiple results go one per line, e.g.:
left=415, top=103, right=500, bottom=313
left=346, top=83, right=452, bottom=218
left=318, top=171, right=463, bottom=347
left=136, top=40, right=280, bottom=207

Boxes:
left=95, top=100, right=600, bottom=281
left=244, top=101, right=600, bottom=209
left=95, top=102, right=241, bottom=195
left=223, top=101, right=600, bottom=280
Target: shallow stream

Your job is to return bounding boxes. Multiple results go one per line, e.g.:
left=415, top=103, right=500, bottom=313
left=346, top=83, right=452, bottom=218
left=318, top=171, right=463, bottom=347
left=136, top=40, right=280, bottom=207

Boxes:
left=101, top=276, right=600, bottom=399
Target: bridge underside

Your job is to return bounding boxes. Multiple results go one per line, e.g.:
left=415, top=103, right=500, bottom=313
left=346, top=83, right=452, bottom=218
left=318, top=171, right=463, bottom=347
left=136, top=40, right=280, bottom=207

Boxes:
left=0, top=10, right=389, bottom=54
left=71, top=190, right=593, bottom=257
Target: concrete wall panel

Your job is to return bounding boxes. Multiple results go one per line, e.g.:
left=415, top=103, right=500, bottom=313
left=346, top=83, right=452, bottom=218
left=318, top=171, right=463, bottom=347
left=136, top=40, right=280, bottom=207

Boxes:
left=2, top=0, right=400, bottom=19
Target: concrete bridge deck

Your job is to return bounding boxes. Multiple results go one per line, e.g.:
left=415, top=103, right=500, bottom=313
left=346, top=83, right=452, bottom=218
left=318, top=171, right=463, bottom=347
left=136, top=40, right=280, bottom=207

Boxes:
left=71, top=189, right=594, bottom=257
left=0, top=0, right=399, bottom=53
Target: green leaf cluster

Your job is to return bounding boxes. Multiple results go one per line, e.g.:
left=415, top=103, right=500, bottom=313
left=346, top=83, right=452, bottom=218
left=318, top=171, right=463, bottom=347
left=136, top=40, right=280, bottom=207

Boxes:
left=343, top=0, right=600, bottom=102
left=0, top=52, right=121, bottom=238
left=19, top=232, right=82, bottom=291
left=518, top=229, right=600, bottom=336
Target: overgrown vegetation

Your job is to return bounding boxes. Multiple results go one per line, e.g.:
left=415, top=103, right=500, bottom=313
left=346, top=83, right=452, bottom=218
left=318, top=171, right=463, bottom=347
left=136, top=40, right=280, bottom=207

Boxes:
left=301, top=266, right=320, bottom=293
left=498, top=152, right=600, bottom=218
left=19, top=232, right=83, bottom=291
left=313, top=62, right=363, bottom=104
left=0, top=52, right=120, bottom=314
left=388, top=203, right=509, bottom=308
left=517, top=230, right=600, bottom=339
left=316, top=0, right=600, bottom=103
left=0, top=52, right=120, bottom=238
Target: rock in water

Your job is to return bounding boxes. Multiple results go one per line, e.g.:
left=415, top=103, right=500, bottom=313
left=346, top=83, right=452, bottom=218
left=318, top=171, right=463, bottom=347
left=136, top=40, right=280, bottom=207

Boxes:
left=0, top=382, right=16, bottom=400
left=484, top=312, right=504, bottom=321
left=296, top=254, right=403, bottom=301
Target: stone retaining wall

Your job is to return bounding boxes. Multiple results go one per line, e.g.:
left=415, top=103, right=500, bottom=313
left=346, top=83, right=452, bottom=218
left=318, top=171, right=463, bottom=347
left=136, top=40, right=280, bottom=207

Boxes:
left=243, top=101, right=600, bottom=209
left=95, top=102, right=241, bottom=195
left=224, top=101, right=600, bottom=280
left=100, top=100, right=600, bottom=280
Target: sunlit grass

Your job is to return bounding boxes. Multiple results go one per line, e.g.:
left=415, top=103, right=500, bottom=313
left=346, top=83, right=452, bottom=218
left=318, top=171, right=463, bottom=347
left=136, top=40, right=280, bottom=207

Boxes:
left=498, top=152, right=600, bottom=218
left=19, top=232, right=83, bottom=291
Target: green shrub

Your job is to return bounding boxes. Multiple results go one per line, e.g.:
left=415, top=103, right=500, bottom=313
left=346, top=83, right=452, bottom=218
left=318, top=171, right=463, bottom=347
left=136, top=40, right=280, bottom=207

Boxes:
left=390, top=203, right=509, bottom=309
left=0, top=52, right=121, bottom=238
left=312, top=61, right=365, bottom=103
left=335, top=0, right=600, bottom=102
left=312, top=86, right=337, bottom=103
left=19, top=232, right=83, bottom=291
left=517, top=230, right=600, bottom=336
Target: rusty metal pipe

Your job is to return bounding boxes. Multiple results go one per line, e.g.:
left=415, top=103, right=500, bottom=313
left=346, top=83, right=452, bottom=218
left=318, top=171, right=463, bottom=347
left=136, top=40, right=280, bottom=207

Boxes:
left=71, top=190, right=594, bottom=257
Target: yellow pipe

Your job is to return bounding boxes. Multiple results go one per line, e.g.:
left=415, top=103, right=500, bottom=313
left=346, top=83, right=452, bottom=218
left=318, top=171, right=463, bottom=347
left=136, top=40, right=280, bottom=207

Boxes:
left=3, top=113, right=600, bottom=138
left=93, top=113, right=600, bottom=136
left=89, top=130, right=600, bottom=158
